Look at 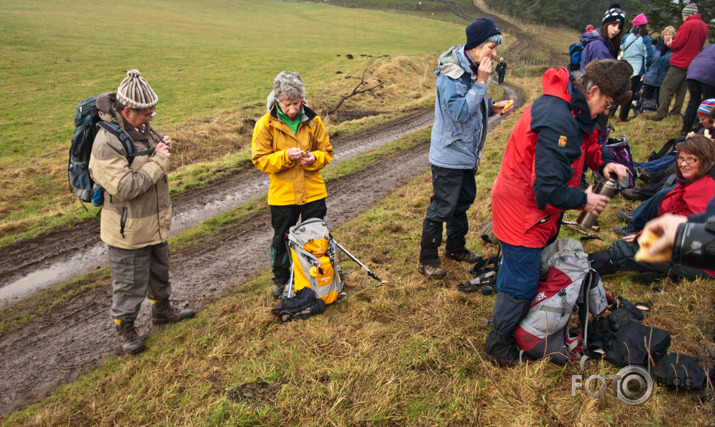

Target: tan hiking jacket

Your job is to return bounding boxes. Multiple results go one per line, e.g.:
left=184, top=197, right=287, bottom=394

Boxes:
left=89, top=92, right=171, bottom=249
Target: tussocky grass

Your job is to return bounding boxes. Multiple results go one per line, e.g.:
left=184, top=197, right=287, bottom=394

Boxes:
left=0, top=0, right=465, bottom=247
left=4, top=70, right=713, bottom=424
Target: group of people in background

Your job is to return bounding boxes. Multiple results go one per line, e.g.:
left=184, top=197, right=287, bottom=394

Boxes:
left=578, top=3, right=710, bottom=137
left=88, top=5, right=712, bottom=363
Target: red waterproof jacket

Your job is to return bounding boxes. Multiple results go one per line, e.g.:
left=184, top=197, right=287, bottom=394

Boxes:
left=659, top=174, right=715, bottom=277
left=492, top=67, right=613, bottom=248
left=669, top=14, right=709, bottom=69
left=658, top=175, right=715, bottom=217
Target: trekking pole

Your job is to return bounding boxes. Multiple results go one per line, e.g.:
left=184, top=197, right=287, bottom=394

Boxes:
left=333, top=240, right=384, bottom=283
left=286, top=263, right=294, bottom=299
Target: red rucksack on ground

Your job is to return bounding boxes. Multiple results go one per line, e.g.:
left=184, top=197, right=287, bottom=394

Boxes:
left=514, top=239, right=608, bottom=364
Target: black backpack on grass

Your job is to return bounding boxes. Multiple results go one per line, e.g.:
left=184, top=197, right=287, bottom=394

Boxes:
left=67, top=94, right=151, bottom=206
left=584, top=297, right=671, bottom=368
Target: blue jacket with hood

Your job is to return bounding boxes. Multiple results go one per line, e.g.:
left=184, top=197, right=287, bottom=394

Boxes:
left=429, top=45, right=493, bottom=170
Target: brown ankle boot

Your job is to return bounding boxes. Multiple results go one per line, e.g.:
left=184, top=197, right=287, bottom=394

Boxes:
left=114, top=320, right=145, bottom=354
left=151, top=299, right=195, bottom=325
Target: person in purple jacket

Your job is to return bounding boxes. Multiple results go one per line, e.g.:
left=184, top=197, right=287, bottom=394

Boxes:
left=579, top=4, right=626, bottom=73
left=681, top=44, right=715, bottom=135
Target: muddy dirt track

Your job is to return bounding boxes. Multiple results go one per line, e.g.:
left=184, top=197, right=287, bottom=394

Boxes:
left=0, top=84, right=523, bottom=418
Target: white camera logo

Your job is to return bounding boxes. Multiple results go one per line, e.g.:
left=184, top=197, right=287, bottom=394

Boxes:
left=572, top=365, right=654, bottom=406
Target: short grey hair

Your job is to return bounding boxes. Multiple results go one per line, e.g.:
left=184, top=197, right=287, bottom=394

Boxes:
left=273, top=71, right=305, bottom=102
left=484, top=34, right=502, bottom=45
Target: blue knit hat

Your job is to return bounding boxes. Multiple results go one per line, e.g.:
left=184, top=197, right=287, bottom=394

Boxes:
left=465, top=18, right=501, bottom=50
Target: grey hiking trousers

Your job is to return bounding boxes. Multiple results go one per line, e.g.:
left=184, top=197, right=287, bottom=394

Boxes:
left=107, top=242, right=171, bottom=322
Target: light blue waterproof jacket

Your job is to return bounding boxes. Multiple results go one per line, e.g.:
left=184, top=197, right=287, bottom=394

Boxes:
left=429, top=45, right=492, bottom=170
left=620, top=32, right=653, bottom=76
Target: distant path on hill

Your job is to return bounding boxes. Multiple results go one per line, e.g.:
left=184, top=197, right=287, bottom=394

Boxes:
left=434, top=0, right=534, bottom=60
left=0, top=83, right=523, bottom=419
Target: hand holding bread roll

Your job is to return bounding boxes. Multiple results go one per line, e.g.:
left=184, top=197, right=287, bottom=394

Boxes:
left=635, top=228, right=672, bottom=263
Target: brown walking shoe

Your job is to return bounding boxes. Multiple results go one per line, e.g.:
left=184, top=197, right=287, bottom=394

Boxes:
left=114, top=320, right=145, bottom=354
left=151, top=299, right=195, bottom=325
left=444, top=249, right=483, bottom=263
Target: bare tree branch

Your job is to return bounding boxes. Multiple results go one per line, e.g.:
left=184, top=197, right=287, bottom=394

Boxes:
left=330, top=59, right=384, bottom=115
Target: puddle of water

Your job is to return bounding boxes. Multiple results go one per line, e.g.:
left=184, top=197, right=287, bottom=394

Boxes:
left=0, top=244, right=107, bottom=309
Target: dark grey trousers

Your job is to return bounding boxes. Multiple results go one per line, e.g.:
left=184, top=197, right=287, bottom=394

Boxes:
left=107, top=242, right=171, bottom=322
left=419, top=165, right=477, bottom=265
left=654, top=66, right=688, bottom=119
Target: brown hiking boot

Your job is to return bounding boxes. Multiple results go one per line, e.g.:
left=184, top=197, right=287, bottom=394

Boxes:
left=151, top=299, right=195, bottom=325
left=621, top=189, right=648, bottom=201
left=418, top=263, right=446, bottom=279
left=444, top=249, right=482, bottom=263
left=114, top=320, right=145, bottom=354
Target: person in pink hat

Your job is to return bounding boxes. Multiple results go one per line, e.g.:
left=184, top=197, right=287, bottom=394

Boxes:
left=617, top=13, right=652, bottom=121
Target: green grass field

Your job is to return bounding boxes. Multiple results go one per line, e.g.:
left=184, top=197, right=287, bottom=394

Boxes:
left=0, top=0, right=464, bottom=245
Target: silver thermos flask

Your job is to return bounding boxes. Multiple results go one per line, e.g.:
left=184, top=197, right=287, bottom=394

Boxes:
left=576, top=173, right=619, bottom=229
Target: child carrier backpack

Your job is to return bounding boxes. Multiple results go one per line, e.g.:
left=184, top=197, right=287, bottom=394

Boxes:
left=68, top=94, right=152, bottom=207
left=272, top=218, right=346, bottom=322
left=568, top=43, right=583, bottom=70
left=514, top=239, right=609, bottom=364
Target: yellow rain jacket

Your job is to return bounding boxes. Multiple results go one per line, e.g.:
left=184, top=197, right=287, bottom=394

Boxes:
left=252, top=102, right=333, bottom=206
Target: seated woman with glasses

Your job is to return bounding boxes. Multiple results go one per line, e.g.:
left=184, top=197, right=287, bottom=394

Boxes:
left=589, top=134, right=715, bottom=282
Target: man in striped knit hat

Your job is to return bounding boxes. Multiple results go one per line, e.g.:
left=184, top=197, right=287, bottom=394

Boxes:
left=89, top=69, right=194, bottom=354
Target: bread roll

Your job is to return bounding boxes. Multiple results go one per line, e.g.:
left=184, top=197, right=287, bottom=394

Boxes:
left=634, top=229, right=672, bottom=263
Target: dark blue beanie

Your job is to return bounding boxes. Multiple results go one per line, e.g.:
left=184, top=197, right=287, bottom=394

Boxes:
left=465, top=18, right=501, bottom=50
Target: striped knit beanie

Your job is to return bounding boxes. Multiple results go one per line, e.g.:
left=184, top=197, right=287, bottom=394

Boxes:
left=602, top=3, right=626, bottom=26
left=697, top=98, right=715, bottom=116
left=117, top=69, right=158, bottom=110
left=682, top=3, right=698, bottom=16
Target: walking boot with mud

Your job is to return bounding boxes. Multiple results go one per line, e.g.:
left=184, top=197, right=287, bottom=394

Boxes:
left=151, top=299, right=195, bottom=325
left=418, top=263, right=446, bottom=279
left=114, top=320, right=145, bottom=354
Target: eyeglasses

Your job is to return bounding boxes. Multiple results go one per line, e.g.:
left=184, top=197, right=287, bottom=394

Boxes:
left=677, top=156, right=699, bottom=165
left=605, top=97, right=615, bottom=109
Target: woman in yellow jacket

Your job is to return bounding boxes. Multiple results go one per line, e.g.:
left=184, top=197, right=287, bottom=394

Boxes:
left=252, top=71, right=334, bottom=298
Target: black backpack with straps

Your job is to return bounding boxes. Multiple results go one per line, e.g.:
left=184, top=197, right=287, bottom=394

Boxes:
left=68, top=94, right=153, bottom=206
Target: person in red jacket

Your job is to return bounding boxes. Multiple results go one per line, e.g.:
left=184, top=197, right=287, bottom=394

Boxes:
left=648, top=3, right=709, bottom=121
left=485, top=59, right=631, bottom=367
left=589, top=134, right=715, bottom=281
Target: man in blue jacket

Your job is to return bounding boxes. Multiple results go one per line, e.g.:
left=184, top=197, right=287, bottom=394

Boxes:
left=418, top=18, right=513, bottom=279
